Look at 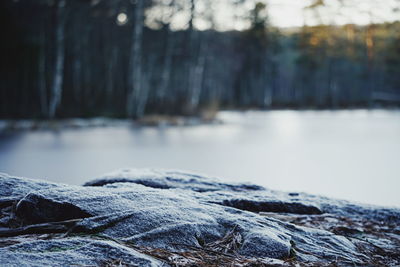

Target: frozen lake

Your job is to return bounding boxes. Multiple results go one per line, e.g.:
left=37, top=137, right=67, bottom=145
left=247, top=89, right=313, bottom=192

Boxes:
left=1, top=110, right=399, bottom=207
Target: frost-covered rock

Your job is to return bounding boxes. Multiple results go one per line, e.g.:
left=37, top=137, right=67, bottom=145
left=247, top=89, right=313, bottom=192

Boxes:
left=84, top=168, right=264, bottom=192
left=0, top=237, right=162, bottom=267
left=0, top=169, right=399, bottom=266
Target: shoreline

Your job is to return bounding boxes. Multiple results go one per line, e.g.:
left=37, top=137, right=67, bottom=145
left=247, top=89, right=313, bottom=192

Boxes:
left=0, top=115, right=222, bottom=133
left=1, top=108, right=399, bottom=132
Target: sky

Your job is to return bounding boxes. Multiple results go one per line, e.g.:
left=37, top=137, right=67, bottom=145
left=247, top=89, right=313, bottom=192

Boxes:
left=267, top=0, right=400, bottom=28
left=145, top=0, right=400, bottom=31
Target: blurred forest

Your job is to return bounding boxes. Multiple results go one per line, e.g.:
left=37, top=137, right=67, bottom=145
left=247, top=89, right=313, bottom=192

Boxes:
left=0, top=0, right=399, bottom=119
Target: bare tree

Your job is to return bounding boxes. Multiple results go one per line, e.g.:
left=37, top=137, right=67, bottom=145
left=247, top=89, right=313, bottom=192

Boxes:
left=48, top=0, right=66, bottom=118
left=126, top=0, right=144, bottom=118
left=156, top=0, right=178, bottom=103
left=38, top=17, right=48, bottom=117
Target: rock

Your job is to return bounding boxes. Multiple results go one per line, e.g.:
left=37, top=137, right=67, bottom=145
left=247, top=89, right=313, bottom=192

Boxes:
left=0, top=237, right=163, bottom=267
left=84, top=168, right=265, bottom=192
left=218, top=199, right=323, bottom=215
left=0, top=169, right=399, bottom=266
left=0, top=173, right=59, bottom=200
left=15, top=193, right=92, bottom=225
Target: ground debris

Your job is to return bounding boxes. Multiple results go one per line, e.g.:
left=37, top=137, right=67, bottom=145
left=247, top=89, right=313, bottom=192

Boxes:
left=132, top=245, right=288, bottom=267
left=91, top=229, right=292, bottom=267
left=261, top=212, right=400, bottom=266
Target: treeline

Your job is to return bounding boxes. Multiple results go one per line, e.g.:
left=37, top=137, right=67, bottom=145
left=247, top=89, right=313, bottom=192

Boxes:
left=0, top=0, right=399, bottom=119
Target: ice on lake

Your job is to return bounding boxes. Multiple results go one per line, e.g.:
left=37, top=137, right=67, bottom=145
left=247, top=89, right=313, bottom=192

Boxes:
left=0, top=110, right=399, bottom=207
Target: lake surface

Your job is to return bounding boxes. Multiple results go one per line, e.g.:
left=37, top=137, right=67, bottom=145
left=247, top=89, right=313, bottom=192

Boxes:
left=1, top=110, right=399, bottom=207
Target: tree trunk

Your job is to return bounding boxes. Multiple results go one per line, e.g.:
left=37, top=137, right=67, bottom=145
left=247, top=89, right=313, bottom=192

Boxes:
left=126, top=0, right=144, bottom=118
left=157, top=26, right=173, bottom=102
left=136, top=55, right=155, bottom=118
left=48, top=0, right=66, bottom=119
left=188, top=42, right=206, bottom=109
left=38, top=27, right=48, bottom=117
